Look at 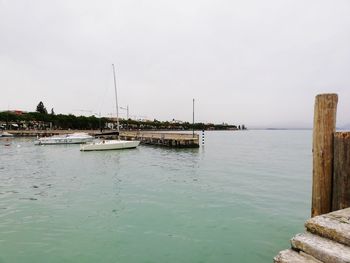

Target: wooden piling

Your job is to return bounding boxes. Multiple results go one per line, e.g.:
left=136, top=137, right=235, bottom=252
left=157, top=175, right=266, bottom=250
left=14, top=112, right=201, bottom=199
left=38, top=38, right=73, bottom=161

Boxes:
left=332, top=132, right=350, bottom=211
left=274, top=93, right=350, bottom=262
left=312, top=94, right=338, bottom=217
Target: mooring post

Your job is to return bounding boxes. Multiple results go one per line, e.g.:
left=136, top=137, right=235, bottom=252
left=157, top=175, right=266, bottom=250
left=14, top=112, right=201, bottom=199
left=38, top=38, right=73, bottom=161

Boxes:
left=332, top=132, right=350, bottom=211
left=312, top=94, right=338, bottom=217
left=192, top=98, right=195, bottom=138
left=201, top=130, right=205, bottom=145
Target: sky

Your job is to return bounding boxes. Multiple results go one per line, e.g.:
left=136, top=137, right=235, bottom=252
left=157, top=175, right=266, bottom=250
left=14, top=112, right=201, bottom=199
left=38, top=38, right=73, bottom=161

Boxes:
left=1, top=0, right=350, bottom=128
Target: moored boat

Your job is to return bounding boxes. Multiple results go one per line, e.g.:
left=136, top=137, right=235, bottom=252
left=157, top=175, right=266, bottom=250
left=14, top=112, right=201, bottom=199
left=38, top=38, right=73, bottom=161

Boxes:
left=80, top=64, right=140, bottom=151
left=80, top=140, right=140, bottom=151
left=35, top=132, right=94, bottom=145
left=0, top=131, right=14, bottom=138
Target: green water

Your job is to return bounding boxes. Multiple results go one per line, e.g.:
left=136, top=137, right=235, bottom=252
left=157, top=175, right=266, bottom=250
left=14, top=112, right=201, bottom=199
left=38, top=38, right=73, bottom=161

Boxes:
left=0, top=130, right=311, bottom=262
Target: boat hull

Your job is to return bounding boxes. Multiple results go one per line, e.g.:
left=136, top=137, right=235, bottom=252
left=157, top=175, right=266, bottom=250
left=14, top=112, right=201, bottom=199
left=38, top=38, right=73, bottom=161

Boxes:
left=35, top=137, right=93, bottom=145
left=80, top=140, right=140, bottom=151
left=35, top=133, right=94, bottom=145
left=0, top=132, right=14, bottom=138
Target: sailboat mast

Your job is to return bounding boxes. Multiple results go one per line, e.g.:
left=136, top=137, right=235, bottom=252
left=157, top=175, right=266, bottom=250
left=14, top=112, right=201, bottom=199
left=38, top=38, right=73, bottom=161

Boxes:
left=112, top=64, right=120, bottom=135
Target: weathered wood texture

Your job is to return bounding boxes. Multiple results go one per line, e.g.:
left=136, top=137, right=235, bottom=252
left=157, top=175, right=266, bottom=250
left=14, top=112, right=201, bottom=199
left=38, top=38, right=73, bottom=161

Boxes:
left=312, top=94, right=338, bottom=217
left=274, top=249, right=322, bottom=263
left=291, top=232, right=350, bottom=263
left=305, top=208, right=350, bottom=247
left=333, top=132, right=350, bottom=211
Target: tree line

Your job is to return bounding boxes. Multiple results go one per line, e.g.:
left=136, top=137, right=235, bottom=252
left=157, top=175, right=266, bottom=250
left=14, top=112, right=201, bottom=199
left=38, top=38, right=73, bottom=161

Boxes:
left=0, top=101, right=245, bottom=131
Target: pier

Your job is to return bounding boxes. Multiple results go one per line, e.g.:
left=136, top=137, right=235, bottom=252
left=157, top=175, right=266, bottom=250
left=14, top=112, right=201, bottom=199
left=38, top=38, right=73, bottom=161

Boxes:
left=119, top=131, right=199, bottom=148
left=274, top=94, right=350, bottom=262
left=5, top=130, right=200, bottom=148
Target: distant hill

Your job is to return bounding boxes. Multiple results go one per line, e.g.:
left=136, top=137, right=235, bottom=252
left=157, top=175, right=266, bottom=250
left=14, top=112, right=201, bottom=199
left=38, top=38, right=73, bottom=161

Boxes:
left=339, top=123, right=350, bottom=130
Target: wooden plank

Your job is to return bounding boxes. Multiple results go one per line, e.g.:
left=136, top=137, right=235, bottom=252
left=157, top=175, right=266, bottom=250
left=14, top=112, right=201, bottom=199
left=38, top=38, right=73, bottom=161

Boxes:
left=291, top=232, right=350, bottom=263
left=312, top=94, right=338, bottom=217
left=274, top=249, right=323, bottom=263
left=333, top=132, right=350, bottom=211
left=305, top=207, right=350, bottom=247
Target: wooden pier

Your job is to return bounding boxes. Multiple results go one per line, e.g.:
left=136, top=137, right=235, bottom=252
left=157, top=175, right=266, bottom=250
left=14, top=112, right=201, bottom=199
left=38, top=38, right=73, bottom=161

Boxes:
left=119, top=131, right=199, bottom=148
left=5, top=130, right=200, bottom=148
left=274, top=94, right=350, bottom=262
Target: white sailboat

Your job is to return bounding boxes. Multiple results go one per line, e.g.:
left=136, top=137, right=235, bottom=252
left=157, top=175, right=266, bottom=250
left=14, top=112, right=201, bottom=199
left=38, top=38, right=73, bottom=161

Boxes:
left=80, top=64, right=140, bottom=151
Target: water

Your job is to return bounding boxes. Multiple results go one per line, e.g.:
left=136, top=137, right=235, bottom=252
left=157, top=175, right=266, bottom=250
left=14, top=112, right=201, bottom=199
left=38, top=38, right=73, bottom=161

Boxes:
left=0, top=130, right=312, bottom=263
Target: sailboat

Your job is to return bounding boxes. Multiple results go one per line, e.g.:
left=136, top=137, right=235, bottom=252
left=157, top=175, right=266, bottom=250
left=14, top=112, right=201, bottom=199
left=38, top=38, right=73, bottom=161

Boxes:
left=80, top=65, right=140, bottom=151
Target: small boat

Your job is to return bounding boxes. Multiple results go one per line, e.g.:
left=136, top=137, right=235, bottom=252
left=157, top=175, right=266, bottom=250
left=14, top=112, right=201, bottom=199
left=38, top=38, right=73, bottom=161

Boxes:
left=35, top=132, right=94, bottom=145
left=81, top=64, right=140, bottom=151
left=0, top=131, right=14, bottom=138
left=80, top=140, right=140, bottom=151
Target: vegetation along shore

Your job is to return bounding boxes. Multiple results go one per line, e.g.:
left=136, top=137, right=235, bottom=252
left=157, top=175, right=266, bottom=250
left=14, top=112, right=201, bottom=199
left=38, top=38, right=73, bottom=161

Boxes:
left=0, top=102, right=246, bottom=132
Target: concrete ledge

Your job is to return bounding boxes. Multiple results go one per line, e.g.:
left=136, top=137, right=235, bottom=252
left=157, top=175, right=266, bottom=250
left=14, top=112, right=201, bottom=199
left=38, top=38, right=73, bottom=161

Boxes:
left=291, top=232, right=350, bottom=263
left=305, top=208, right=350, bottom=246
left=274, top=249, right=322, bottom=263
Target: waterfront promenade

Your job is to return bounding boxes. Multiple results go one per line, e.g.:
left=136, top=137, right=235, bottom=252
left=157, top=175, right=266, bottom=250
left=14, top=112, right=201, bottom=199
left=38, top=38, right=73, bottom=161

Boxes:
left=5, top=129, right=200, bottom=148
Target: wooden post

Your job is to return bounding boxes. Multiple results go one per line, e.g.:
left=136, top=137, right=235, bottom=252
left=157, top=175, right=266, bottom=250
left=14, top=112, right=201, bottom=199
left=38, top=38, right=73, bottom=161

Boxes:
left=332, top=132, right=350, bottom=211
left=312, top=94, right=338, bottom=217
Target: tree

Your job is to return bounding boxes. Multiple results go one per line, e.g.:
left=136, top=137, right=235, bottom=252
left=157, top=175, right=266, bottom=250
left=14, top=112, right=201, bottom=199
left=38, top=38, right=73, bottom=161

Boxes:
left=50, top=108, right=55, bottom=115
left=36, top=101, right=48, bottom=114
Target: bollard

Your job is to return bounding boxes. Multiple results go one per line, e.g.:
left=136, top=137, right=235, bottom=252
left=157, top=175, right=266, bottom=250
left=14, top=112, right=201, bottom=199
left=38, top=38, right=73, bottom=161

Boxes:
left=311, top=94, right=338, bottom=217
left=201, top=130, right=205, bottom=145
left=332, top=132, right=350, bottom=211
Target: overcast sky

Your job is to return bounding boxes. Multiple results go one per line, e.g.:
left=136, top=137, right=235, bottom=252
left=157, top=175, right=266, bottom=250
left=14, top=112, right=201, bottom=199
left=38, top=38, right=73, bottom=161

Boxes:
left=1, top=0, right=350, bottom=128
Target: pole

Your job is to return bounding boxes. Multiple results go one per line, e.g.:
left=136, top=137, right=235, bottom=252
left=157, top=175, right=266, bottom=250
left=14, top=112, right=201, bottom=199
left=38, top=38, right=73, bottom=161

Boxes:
left=112, top=64, right=120, bottom=137
left=99, top=112, right=102, bottom=132
left=192, top=98, right=195, bottom=137
left=332, top=132, right=350, bottom=211
left=312, top=93, right=338, bottom=217
left=127, top=105, right=129, bottom=120
left=127, top=105, right=129, bottom=130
